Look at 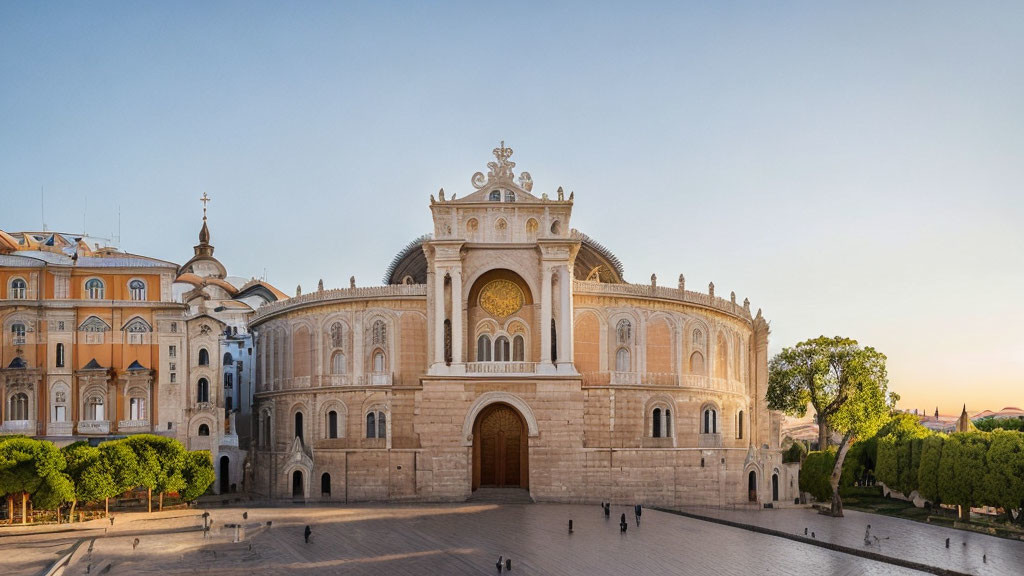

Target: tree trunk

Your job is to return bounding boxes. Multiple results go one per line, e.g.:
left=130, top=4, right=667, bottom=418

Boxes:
left=70, top=500, right=77, bottom=523
left=56, top=505, right=61, bottom=525
left=21, top=492, right=27, bottom=525
left=147, top=487, right=152, bottom=513
left=159, top=492, right=163, bottom=512
left=829, top=432, right=854, bottom=517
left=7, top=495, right=12, bottom=525
left=105, top=497, right=109, bottom=518
left=818, top=421, right=829, bottom=450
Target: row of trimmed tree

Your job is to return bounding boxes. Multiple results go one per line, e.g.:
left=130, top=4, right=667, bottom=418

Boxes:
left=875, top=427, right=1024, bottom=521
left=0, top=434, right=215, bottom=525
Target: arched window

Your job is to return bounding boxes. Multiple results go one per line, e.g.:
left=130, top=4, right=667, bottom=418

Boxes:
left=331, top=352, right=347, bottom=374
left=88, top=396, right=104, bottom=421
left=653, top=408, right=662, bottom=438
left=616, top=319, right=632, bottom=344
left=9, top=393, right=29, bottom=420
left=372, top=350, right=385, bottom=372
left=294, top=411, right=304, bottom=441
left=371, top=320, right=387, bottom=347
left=330, top=322, right=344, bottom=349
left=56, top=343, right=65, bottom=368
left=197, top=378, right=209, bottom=403
left=11, top=323, right=26, bottom=345
left=512, top=335, right=525, bottom=362
left=550, top=220, right=561, bottom=235
left=665, top=409, right=672, bottom=436
left=129, top=279, right=146, bottom=300
left=615, top=347, right=631, bottom=372
left=365, top=410, right=386, bottom=439
left=85, top=278, right=104, bottom=299
left=702, top=407, right=718, bottom=434
left=223, top=352, right=233, bottom=366
left=321, top=473, right=331, bottom=496
left=692, top=328, right=704, bottom=349
left=9, top=278, right=26, bottom=299
left=477, top=335, right=492, bottom=362
left=198, top=348, right=210, bottom=366
left=262, top=413, right=272, bottom=447
left=489, top=189, right=501, bottom=202
left=494, top=336, right=510, bottom=361
left=737, top=410, right=744, bottom=439
left=505, top=190, right=516, bottom=203
left=328, top=410, right=338, bottom=438
left=198, top=423, right=210, bottom=436
left=689, top=351, right=705, bottom=375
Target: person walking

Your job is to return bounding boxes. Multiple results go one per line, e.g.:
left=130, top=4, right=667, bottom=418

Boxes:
left=634, top=504, right=642, bottom=527
left=304, top=525, right=312, bottom=544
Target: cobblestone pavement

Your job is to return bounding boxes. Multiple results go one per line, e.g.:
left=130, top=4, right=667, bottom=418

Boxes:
left=1, top=503, right=940, bottom=576
left=685, top=506, right=1024, bottom=576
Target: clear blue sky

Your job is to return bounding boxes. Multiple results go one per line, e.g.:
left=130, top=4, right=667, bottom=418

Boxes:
left=2, top=2, right=1022, bottom=414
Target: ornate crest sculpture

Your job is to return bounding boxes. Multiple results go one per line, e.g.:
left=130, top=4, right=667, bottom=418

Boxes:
left=472, top=141, right=533, bottom=192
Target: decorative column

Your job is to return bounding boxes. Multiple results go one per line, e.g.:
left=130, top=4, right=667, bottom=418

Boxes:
left=557, top=265, right=574, bottom=372
left=451, top=267, right=464, bottom=364
left=540, top=265, right=553, bottom=365
left=434, top=270, right=446, bottom=365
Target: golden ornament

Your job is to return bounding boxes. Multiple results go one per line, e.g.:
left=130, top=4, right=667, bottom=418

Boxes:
left=479, top=280, right=524, bottom=319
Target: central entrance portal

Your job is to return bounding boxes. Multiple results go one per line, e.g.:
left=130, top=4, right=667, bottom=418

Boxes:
left=472, top=403, right=529, bottom=490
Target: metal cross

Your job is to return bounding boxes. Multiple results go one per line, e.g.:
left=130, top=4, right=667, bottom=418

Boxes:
left=200, top=192, right=211, bottom=219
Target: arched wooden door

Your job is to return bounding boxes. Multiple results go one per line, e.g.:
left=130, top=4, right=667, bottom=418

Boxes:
left=472, top=404, right=529, bottom=490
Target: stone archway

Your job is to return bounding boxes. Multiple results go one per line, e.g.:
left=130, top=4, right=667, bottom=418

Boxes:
left=472, top=403, right=529, bottom=491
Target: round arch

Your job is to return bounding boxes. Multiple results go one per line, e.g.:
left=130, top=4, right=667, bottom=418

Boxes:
left=461, top=391, right=539, bottom=446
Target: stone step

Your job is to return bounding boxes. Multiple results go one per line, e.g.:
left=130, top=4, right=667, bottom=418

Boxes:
left=467, top=487, right=533, bottom=504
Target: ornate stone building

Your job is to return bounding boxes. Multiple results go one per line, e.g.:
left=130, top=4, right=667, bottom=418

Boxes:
left=0, top=197, right=284, bottom=496
left=251, top=144, right=792, bottom=506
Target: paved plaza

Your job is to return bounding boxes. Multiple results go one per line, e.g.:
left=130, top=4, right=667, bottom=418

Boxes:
left=2, top=503, right=1022, bottom=576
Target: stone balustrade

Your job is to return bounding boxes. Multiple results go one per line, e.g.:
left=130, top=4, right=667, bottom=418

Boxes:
left=77, top=420, right=110, bottom=434
left=0, top=419, right=36, bottom=434
left=365, top=373, right=393, bottom=386
left=117, top=419, right=151, bottom=432
left=47, top=421, right=73, bottom=436
left=464, top=362, right=537, bottom=374
left=322, top=374, right=350, bottom=387
left=580, top=372, right=746, bottom=393
left=609, top=371, right=641, bottom=385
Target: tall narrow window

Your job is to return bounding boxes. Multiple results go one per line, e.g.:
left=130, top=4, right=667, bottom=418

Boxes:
left=129, top=279, right=146, bottom=300
left=197, top=378, right=209, bottom=403
left=366, top=412, right=376, bottom=438
left=477, top=335, right=492, bottom=361
left=495, top=336, right=510, bottom=361
left=10, top=278, right=26, bottom=299
left=653, top=408, right=662, bottom=438
left=666, top=409, right=672, bottom=436
left=199, top=348, right=210, bottom=366
left=551, top=319, right=558, bottom=363
left=294, top=412, right=304, bottom=441
left=331, top=352, right=346, bottom=374
left=85, top=278, right=104, bottom=299
left=737, top=410, right=744, bottom=439
left=11, top=323, right=26, bottom=345
left=130, top=397, right=146, bottom=420
left=55, top=343, right=65, bottom=368
left=372, top=350, right=385, bottom=372
left=616, top=319, right=632, bottom=344
left=512, top=335, right=525, bottom=361
left=328, top=410, right=338, bottom=438
left=444, top=319, right=452, bottom=364
left=9, top=393, right=29, bottom=420
left=378, top=411, right=386, bottom=439
left=615, top=348, right=631, bottom=372
left=89, top=396, right=104, bottom=421
left=223, top=373, right=233, bottom=389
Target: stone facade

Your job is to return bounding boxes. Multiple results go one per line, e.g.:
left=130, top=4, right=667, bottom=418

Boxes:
left=251, top=144, right=793, bottom=507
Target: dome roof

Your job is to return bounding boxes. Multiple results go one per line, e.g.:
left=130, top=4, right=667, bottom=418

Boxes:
left=383, top=230, right=626, bottom=285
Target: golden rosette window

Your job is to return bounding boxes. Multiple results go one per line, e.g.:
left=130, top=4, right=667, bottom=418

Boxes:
left=479, top=280, right=524, bottom=319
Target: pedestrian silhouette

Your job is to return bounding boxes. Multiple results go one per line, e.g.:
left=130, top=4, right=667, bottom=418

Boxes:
left=132, top=537, right=140, bottom=550
left=496, top=555, right=503, bottom=572
left=304, top=525, right=312, bottom=544
left=604, top=502, right=610, bottom=518
left=634, top=504, right=642, bottom=527
left=620, top=513, right=628, bottom=533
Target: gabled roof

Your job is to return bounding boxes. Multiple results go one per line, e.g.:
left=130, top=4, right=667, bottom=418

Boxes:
left=6, top=357, right=27, bottom=369
left=127, top=360, right=148, bottom=371
left=82, top=358, right=104, bottom=370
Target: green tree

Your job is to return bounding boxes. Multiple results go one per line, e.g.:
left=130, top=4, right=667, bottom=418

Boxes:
left=974, top=418, right=1024, bottom=432
left=125, top=436, right=162, bottom=512
left=149, top=436, right=187, bottom=511
left=799, top=450, right=836, bottom=502
left=180, top=451, right=215, bottom=502
left=939, top=432, right=990, bottom=520
left=63, top=443, right=117, bottom=521
left=768, top=336, right=894, bottom=516
left=98, top=440, right=139, bottom=516
left=917, top=434, right=945, bottom=503
left=0, top=437, right=73, bottom=524
left=979, top=429, right=1024, bottom=522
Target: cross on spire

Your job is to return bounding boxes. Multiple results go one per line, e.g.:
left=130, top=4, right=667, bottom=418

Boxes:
left=200, top=192, right=211, bottom=220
